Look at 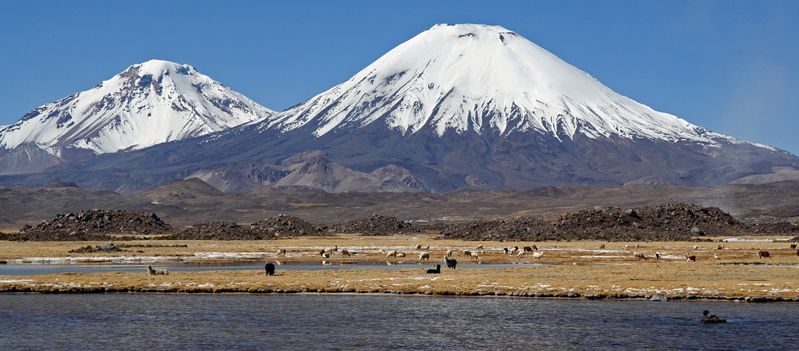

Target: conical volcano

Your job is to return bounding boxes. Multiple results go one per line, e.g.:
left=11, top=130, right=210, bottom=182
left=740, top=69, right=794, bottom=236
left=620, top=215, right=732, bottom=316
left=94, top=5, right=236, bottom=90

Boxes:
left=268, top=24, right=734, bottom=146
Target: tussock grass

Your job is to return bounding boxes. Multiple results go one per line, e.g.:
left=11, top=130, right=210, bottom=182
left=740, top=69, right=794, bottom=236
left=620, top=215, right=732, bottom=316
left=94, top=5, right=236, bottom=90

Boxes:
left=1, top=235, right=798, bottom=300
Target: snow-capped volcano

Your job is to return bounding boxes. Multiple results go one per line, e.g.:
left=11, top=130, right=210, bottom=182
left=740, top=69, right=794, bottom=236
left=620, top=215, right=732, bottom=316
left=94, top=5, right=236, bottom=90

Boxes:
left=267, top=24, right=744, bottom=147
left=0, top=24, right=795, bottom=191
left=0, top=59, right=273, bottom=155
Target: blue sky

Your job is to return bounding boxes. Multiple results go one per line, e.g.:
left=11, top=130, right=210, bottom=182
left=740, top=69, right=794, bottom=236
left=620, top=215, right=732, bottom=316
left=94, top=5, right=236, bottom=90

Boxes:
left=1, top=0, right=797, bottom=153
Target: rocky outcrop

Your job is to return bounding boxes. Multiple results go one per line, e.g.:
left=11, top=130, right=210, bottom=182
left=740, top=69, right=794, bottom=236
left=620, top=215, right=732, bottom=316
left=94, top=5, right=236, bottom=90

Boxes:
left=333, top=215, right=419, bottom=235
left=171, top=215, right=323, bottom=240
left=249, top=215, right=323, bottom=237
left=69, top=242, right=126, bottom=253
left=441, top=217, right=555, bottom=241
left=553, top=203, right=740, bottom=241
left=19, top=209, right=172, bottom=241
left=172, top=222, right=260, bottom=240
left=441, top=203, right=792, bottom=241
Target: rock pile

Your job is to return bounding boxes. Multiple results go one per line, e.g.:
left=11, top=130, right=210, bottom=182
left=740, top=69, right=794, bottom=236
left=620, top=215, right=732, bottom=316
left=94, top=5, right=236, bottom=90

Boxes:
left=172, top=222, right=261, bottom=240
left=332, top=215, right=418, bottom=235
left=441, top=217, right=556, bottom=241
left=0, top=232, right=18, bottom=241
left=742, top=221, right=799, bottom=235
left=69, top=242, right=126, bottom=253
left=172, top=215, right=322, bottom=240
left=250, top=215, right=323, bottom=237
left=19, top=209, right=172, bottom=241
left=441, top=203, right=757, bottom=242
left=553, top=203, right=741, bottom=241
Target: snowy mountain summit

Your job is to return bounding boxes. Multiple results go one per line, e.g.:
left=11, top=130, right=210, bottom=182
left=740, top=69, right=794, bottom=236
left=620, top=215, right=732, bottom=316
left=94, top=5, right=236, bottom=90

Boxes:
left=271, top=24, right=743, bottom=146
left=0, top=24, right=795, bottom=191
left=0, top=59, right=273, bottom=154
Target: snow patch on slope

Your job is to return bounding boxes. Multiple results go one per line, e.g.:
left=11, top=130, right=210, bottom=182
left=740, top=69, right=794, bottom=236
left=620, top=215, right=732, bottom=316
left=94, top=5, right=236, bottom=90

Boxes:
left=0, top=60, right=274, bottom=154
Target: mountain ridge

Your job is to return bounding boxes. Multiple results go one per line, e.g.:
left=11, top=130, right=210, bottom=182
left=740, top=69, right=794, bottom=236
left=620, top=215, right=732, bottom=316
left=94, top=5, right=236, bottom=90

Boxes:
left=0, top=24, right=796, bottom=192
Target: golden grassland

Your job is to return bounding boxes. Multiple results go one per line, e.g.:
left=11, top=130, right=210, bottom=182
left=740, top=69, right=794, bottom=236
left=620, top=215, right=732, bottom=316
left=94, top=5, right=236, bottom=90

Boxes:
left=1, top=235, right=798, bottom=301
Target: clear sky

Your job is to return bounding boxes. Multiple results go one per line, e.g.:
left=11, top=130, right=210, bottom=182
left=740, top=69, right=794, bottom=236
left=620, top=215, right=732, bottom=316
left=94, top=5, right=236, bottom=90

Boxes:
left=1, top=0, right=797, bottom=153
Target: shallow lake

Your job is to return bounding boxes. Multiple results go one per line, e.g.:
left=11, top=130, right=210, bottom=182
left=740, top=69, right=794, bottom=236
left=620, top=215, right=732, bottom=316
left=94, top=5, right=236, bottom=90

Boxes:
left=0, top=294, right=796, bottom=350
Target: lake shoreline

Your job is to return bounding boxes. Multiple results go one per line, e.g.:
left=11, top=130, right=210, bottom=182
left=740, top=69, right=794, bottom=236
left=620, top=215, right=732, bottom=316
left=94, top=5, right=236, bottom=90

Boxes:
left=1, top=287, right=797, bottom=303
left=2, top=236, right=798, bottom=303
left=1, top=268, right=797, bottom=303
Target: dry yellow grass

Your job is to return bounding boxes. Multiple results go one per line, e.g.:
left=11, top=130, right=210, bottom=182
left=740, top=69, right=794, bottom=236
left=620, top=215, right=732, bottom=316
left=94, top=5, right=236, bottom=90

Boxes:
left=0, top=234, right=797, bottom=264
left=1, top=235, right=797, bottom=300
left=1, top=262, right=797, bottom=301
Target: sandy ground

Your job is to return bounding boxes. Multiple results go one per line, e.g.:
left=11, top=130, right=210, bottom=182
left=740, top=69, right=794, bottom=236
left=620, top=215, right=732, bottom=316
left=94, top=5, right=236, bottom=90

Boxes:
left=1, top=235, right=798, bottom=301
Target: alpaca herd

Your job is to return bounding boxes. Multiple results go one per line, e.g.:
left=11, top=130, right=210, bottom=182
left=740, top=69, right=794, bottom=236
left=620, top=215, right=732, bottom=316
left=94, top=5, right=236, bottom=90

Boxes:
left=258, top=243, right=552, bottom=276
left=195, top=240, right=799, bottom=280
left=269, top=242, right=761, bottom=265
left=352, top=243, right=549, bottom=264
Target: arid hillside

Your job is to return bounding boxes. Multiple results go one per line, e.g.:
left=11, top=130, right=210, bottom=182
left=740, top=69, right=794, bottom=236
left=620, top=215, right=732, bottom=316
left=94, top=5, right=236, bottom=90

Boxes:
left=1, top=180, right=798, bottom=231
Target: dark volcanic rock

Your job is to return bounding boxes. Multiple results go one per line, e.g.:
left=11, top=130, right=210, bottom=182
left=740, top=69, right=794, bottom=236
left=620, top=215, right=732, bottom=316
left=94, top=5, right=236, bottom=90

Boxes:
left=172, top=222, right=260, bottom=240
left=441, top=203, right=752, bottom=241
left=741, top=220, right=799, bottom=235
left=172, top=215, right=322, bottom=240
left=0, top=233, right=18, bottom=241
left=553, top=203, right=740, bottom=241
left=250, top=215, right=323, bottom=237
left=441, top=217, right=556, bottom=241
left=19, top=209, right=172, bottom=241
left=69, top=242, right=125, bottom=253
left=333, top=215, right=418, bottom=235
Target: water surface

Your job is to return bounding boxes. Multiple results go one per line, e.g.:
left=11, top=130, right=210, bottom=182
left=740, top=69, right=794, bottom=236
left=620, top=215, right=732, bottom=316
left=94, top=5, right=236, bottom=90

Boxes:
left=0, top=294, right=795, bottom=350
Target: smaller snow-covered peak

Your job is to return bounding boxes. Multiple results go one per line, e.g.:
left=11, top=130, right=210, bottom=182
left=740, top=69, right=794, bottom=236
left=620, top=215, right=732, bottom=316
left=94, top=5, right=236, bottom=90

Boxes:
left=0, top=59, right=275, bottom=154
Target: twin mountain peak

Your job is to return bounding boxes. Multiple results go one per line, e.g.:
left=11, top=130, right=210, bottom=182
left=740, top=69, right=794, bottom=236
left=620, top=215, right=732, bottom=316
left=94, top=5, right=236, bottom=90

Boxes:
left=0, top=24, right=796, bottom=192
